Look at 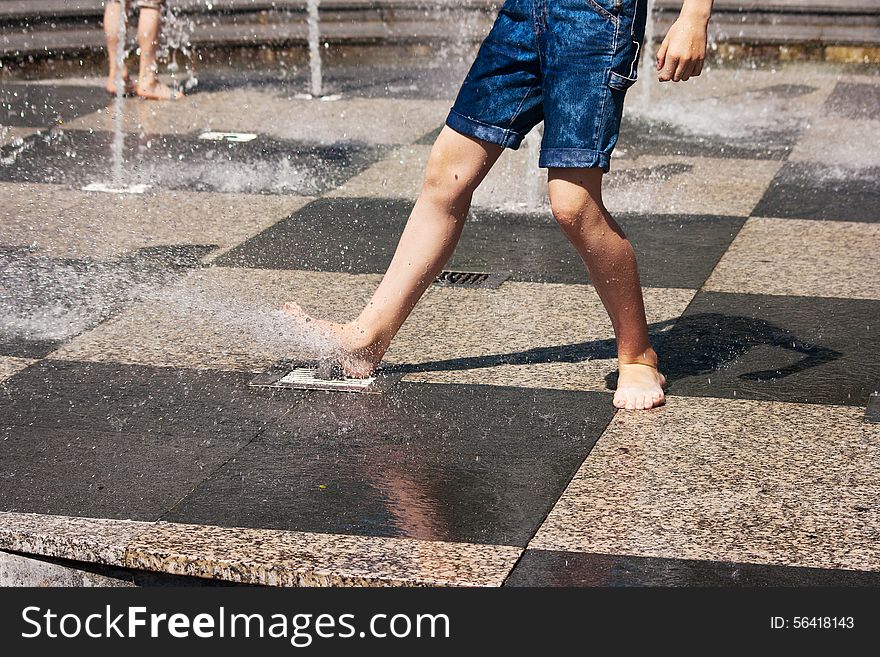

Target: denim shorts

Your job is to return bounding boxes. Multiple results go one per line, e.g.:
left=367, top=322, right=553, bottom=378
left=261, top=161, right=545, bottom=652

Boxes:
left=446, top=0, right=648, bottom=171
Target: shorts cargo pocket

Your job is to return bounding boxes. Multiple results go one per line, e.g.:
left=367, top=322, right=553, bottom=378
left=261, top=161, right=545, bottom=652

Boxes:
left=607, top=69, right=637, bottom=90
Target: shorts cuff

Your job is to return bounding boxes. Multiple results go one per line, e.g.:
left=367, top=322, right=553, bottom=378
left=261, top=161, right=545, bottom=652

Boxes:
left=539, top=148, right=611, bottom=172
left=445, top=109, right=525, bottom=150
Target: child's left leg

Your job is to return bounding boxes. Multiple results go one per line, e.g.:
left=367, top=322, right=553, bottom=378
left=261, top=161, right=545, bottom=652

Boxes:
left=547, top=166, right=665, bottom=410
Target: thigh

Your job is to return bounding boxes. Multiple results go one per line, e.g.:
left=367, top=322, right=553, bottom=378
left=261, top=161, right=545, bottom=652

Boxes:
left=447, top=0, right=544, bottom=150
left=539, top=0, right=646, bottom=171
left=547, top=167, right=604, bottom=206
left=428, top=126, right=506, bottom=192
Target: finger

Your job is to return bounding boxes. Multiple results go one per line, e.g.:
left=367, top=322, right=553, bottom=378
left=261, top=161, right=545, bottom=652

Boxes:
left=656, top=37, right=669, bottom=71
left=691, top=60, right=704, bottom=77
left=677, top=60, right=695, bottom=82
left=673, top=58, right=691, bottom=82
left=659, top=55, right=678, bottom=82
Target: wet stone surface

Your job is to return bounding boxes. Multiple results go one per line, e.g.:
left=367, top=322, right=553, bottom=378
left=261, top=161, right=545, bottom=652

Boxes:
left=0, top=84, right=110, bottom=127
left=0, top=361, right=281, bottom=520
left=215, top=197, right=745, bottom=289
left=752, top=162, right=880, bottom=223
left=0, top=245, right=212, bottom=358
left=0, top=129, right=388, bottom=195
left=617, top=115, right=797, bottom=160
left=505, top=550, right=880, bottom=587
left=824, top=82, right=880, bottom=121
left=656, top=291, right=880, bottom=407
left=0, top=61, right=878, bottom=586
left=162, top=382, right=615, bottom=547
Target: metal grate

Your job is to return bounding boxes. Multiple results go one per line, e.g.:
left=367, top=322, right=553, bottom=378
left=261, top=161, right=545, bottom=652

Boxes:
left=249, top=361, right=402, bottom=394
left=434, top=270, right=510, bottom=289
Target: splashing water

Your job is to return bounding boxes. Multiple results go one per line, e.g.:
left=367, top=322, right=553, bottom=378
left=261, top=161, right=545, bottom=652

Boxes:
left=307, top=0, right=323, bottom=97
left=158, top=3, right=198, bottom=91
left=111, top=4, right=127, bottom=187
left=637, top=0, right=657, bottom=106
left=146, top=283, right=340, bottom=364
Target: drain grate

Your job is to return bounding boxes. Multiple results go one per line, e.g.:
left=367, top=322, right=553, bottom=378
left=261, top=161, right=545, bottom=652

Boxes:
left=867, top=392, right=880, bottom=424
left=249, top=361, right=402, bottom=394
left=434, top=270, right=510, bottom=289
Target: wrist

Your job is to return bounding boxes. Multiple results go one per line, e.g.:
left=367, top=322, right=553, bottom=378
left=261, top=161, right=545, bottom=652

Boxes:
left=679, top=0, right=712, bottom=24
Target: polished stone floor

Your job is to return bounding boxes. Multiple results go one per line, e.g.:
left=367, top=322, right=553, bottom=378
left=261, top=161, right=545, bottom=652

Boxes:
left=1, top=57, right=879, bottom=587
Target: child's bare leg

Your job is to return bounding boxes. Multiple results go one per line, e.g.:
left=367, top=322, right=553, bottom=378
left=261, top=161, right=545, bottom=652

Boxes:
left=103, top=1, right=130, bottom=94
left=547, top=167, right=665, bottom=410
left=284, top=126, right=504, bottom=376
left=135, top=5, right=181, bottom=100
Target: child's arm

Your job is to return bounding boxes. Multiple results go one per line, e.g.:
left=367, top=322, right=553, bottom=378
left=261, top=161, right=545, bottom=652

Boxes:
left=656, top=0, right=713, bottom=82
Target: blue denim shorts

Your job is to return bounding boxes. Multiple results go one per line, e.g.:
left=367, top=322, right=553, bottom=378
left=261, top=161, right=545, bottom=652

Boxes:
left=446, top=0, right=648, bottom=171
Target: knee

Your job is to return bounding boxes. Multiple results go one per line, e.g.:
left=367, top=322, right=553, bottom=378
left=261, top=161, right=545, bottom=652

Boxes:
left=549, top=190, right=604, bottom=232
left=422, top=141, right=476, bottom=203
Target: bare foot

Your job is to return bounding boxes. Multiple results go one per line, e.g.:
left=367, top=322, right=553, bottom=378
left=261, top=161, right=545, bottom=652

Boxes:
left=282, top=302, right=387, bottom=378
left=135, top=79, right=184, bottom=101
left=613, top=358, right=667, bottom=411
left=105, top=71, right=136, bottom=96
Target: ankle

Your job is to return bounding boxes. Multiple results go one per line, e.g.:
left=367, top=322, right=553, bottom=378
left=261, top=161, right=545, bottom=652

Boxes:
left=348, top=319, right=389, bottom=349
left=618, top=346, right=659, bottom=368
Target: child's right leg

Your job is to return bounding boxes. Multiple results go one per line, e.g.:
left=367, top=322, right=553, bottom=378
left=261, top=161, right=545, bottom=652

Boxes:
left=103, top=0, right=130, bottom=95
left=283, top=126, right=504, bottom=375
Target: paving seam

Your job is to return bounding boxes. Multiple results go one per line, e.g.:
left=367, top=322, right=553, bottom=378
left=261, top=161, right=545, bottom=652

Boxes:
left=500, top=403, right=619, bottom=586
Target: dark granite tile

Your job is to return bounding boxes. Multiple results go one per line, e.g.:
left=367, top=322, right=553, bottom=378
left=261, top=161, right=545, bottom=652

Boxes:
left=164, top=382, right=615, bottom=547
left=651, top=291, right=879, bottom=407
left=824, top=82, right=880, bottom=121
left=0, top=426, right=251, bottom=521
left=618, top=115, right=797, bottom=161
left=505, top=550, right=880, bottom=587
left=192, top=64, right=465, bottom=101
left=752, top=162, right=879, bottom=222
left=215, top=197, right=745, bottom=289
left=415, top=125, right=443, bottom=145
left=0, top=84, right=110, bottom=128
left=0, top=360, right=282, bottom=438
left=0, top=359, right=292, bottom=520
left=0, top=245, right=212, bottom=358
left=0, top=129, right=388, bottom=196
left=867, top=392, right=880, bottom=424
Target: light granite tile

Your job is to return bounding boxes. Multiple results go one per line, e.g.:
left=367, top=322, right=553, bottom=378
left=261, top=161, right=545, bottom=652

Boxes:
left=328, top=136, right=553, bottom=213
left=531, top=397, right=880, bottom=572
left=126, top=522, right=521, bottom=587
left=0, top=356, right=35, bottom=382
left=328, top=144, right=429, bottom=200
left=0, top=512, right=152, bottom=567
left=604, top=155, right=782, bottom=217
left=52, top=268, right=383, bottom=372
left=0, top=182, right=83, bottom=236
left=53, top=267, right=693, bottom=392
left=705, top=217, right=880, bottom=300
left=0, top=188, right=312, bottom=260
left=788, top=116, right=880, bottom=169
left=66, top=91, right=450, bottom=145
left=624, top=65, right=837, bottom=137
left=394, top=283, right=694, bottom=392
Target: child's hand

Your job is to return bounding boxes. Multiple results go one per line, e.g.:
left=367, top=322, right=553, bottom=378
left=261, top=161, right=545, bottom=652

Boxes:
left=656, top=2, right=712, bottom=83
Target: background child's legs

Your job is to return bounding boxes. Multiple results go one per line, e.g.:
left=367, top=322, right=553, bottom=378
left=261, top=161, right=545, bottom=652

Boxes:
left=103, top=1, right=128, bottom=93
left=103, top=1, right=179, bottom=99
left=284, top=126, right=503, bottom=374
left=547, top=167, right=665, bottom=410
